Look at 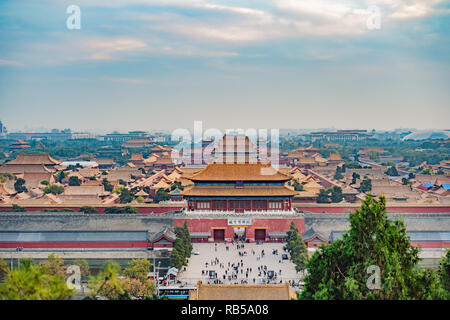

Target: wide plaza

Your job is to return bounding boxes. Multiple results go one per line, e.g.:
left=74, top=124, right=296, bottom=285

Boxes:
left=177, top=242, right=303, bottom=287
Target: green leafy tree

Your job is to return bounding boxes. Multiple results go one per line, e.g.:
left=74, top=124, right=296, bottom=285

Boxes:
left=300, top=195, right=447, bottom=300
left=330, top=186, right=343, bottom=203
left=56, top=171, right=67, bottom=183
left=73, top=259, right=90, bottom=278
left=438, top=250, right=450, bottom=296
left=402, top=178, right=410, bottom=186
left=39, top=253, right=67, bottom=278
left=119, top=189, right=133, bottom=204
left=79, top=206, right=98, bottom=214
left=293, top=181, right=304, bottom=191
left=87, top=260, right=124, bottom=300
left=0, top=259, right=74, bottom=300
left=68, top=176, right=81, bottom=186
left=359, top=177, right=372, bottom=193
left=334, top=167, right=343, bottom=180
left=174, top=220, right=193, bottom=260
left=0, top=259, right=8, bottom=282
left=316, top=189, right=330, bottom=203
left=40, top=180, right=50, bottom=186
left=153, top=188, right=170, bottom=203
left=170, top=247, right=184, bottom=271
left=102, top=178, right=114, bottom=192
left=124, top=259, right=153, bottom=283
left=286, top=222, right=308, bottom=272
left=351, top=172, right=360, bottom=185
left=104, top=206, right=138, bottom=214
left=44, top=184, right=65, bottom=195
left=11, top=204, right=26, bottom=212
left=385, top=166, right=399, bottom=176
left=14, top=178, right=27, bottom=193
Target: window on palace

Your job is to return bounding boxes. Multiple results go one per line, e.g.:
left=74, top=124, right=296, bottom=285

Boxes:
left=212, top=200, right=227, bottom=210
left=236, top=181, right=244, bottom=188
left=252, top=200, right=266, bottom=210
left=197, top=201, right=210, bottom=209
left=268, top=201, right=282, bottom=209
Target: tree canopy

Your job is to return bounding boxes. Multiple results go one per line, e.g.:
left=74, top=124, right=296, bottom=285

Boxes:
left=286, top=222, right=308, bottom=272
left=300, top=195, right=447, bottom=300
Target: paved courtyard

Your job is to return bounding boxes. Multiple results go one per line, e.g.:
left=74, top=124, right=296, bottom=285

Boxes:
left=177, top=242, right=303, bottom=287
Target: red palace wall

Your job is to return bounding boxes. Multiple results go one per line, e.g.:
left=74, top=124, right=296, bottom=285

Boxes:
left=0, top=242, right=148, bottom=249
left=174, top=218, right=304, bottom=242
left=411, top=242, right=450, bottom=248
left=0, top=206, right=183, bottom=214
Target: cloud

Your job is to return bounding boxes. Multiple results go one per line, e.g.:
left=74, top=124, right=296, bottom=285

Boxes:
left=0, top=59, right=24, bottom=67
left=84, top=37, right=148, bottom=60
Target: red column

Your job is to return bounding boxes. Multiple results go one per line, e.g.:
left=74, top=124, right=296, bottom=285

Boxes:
left=226, top=200, right=229, bottom=211
left=250, top=200, right=253, bottom=211
left=210, top=200, right=213, bottom=210
left=266, top=200, right=269, bottom=210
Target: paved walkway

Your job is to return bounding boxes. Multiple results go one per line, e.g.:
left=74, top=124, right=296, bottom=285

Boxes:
left=177, top=242, right=302, bottom=286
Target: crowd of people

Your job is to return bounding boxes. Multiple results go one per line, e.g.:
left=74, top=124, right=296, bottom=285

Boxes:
left=197, top=240, right=293, bottom=285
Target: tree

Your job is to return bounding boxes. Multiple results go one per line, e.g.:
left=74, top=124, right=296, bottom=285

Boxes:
left=102, top=178, right=113, bottom=192
left=73, top=259, right=90, bottom=278
left=0, top=259, right=8, bottom=282
left=385, top=166, right=399, bottom=176
left=124, top=259, right=153, bottom=283
left=330, top=186, right=343, bottom=203
left=87, top=260, right=124, bottom=300
left=68, top=176, right=81, bottom=186
left=334, top=167, right=343, bottom=180
left=170, top=247, right=184, bottom=271
left=438, top=250, right=450, bottom=296
left=402, top=178, right=410, bottom=185
left=293, top=181, right=304, bottom=191
left=39, top=253, right=67, bottom=278
left=104, top=206, right=138, bottom=214
left=351, top=172, right=360, bottom=185
left=56, top=171, right=67, bottom=183
left=408, top=172, right=415, bottom=179
left=14, top=178, right=27, bottom=193
left=300, top=195, right=447, bottom=300
left=153, top=188, right=170, bottom=203
left=286, top=222, right=308, bottom=272
left=174, top=220, right=193, bottom=259
left=0, top=258, right=74, bottom=300
left=40, top=180, right=49, bottom=186
left=119, top=188, right=133, bottom=204
left=359, top=177, right=372, bottom=193
left=11, top=204, right=26, bottom=212
left=316, top=189, right=330, bottom=203
left=44, top=184, right=65, bottom=195
left=119, top=179, right=127, bottom=186
left=121, top=277, right=155, bottom=299
left=79, top=206, right=98, bottom=214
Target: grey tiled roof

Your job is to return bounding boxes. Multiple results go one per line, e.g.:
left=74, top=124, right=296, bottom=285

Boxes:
left=329, top=230, right=450, bottom=242
left=0, top=230, right=148, bottom=242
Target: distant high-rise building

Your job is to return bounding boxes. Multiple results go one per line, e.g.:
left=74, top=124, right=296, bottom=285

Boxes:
left=0, top=120, right=6, bottom=133
left=0, top=121, right=7, bottom=139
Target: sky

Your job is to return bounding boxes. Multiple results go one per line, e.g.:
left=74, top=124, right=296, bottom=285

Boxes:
left=0, top=0, right=449, bottom=133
